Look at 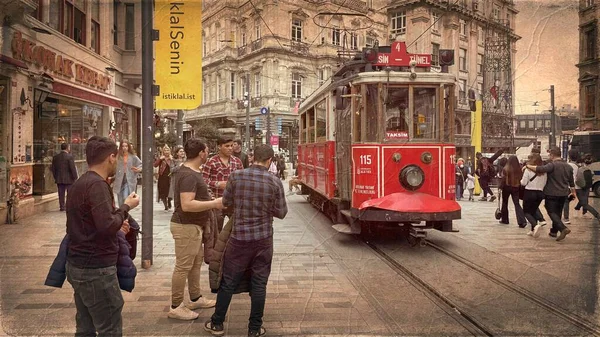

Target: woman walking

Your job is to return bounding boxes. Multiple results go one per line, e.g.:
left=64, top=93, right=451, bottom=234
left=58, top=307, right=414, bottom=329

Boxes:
left=154, top=144, right=174, bottom=211
left=476, top=158, right=496, bottom=202
left=499, top=155, right=527, bottom=226
left=574, top=154, right=600, bottom=220
left=168, top=145, right=186, bottom=203
left=113, top=140, right=142, bottom=206
left=521, top=153, right=548, bottom=237
left=455, top=158, right=468, bottom=201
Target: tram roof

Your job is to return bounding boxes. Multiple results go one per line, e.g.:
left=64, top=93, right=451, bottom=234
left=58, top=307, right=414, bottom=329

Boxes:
left=299, top=71, right=457, bottom=113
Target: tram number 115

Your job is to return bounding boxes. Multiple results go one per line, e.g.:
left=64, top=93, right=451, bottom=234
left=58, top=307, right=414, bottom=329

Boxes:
left=359, top=155, right=372, bottom=165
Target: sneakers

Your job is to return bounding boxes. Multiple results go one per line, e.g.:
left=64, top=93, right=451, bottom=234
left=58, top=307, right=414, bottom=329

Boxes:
left=204, top=320, right=225, bottom=336
left=526, top=231, right=533, bottom=236
left=168, top=303, right=199, bottom=320
left=248, top=327, right=266, bottom=337
left=556, top=228, right=571, bottom=242
left=186, top=296, right=216, bottom=310
left=532, top=224, right=543, bottom=238
left=489, top=195, right=497, bottom=202
left=563, top=219, right=571, bottom=225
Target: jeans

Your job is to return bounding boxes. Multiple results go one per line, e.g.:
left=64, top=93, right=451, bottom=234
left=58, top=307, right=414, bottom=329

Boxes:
left=212, top=237, right=273, bottom=331
left=170, top=222, right=204, bottom=307
left=117, top=182, right=130, bottom=208
left=66, top=263, right=123, bottom=337
left=57, top=183, right=71, bottom=210
left=545, top=195, right=568, bottom=234
left=480, top=179, right=494, bottom=198
left=523, top=190, right=545, bottom=230
left=576, top=189, right=600, bottom=218
left=563, top=197, right=571, bottom=220
left=500, top=185, right=526, bottom=225
left=456, top=182, right=463, bottom=200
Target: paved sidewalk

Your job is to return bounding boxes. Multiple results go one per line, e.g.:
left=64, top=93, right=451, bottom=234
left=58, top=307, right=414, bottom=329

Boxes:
left=0, top=187, right=389, bottom=337
left=1, top=186, right=599, bottom=336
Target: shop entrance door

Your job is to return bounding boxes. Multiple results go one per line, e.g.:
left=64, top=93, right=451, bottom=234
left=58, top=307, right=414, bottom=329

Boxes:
left=0, top=78, right=8, bottom=204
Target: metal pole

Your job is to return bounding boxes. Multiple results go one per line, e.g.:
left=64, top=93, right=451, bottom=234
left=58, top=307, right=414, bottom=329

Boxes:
left=266, top=107, right=271, bottom=146
left=245, top=76, right=250, bottom=151
left=176, top=109, right=184, bottom=146
left=141, top=0, right=154, bottom=269
left=550, top=85, right=556, bottom=148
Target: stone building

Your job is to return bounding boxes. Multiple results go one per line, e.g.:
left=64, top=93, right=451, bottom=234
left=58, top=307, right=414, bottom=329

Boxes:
left=191, top=0, right=388, bottom=153
left=0, top=0, right=142, bottom=220
left=194, top=0, right=519, bottom=161
left=578, top=0, right=600, bottom=131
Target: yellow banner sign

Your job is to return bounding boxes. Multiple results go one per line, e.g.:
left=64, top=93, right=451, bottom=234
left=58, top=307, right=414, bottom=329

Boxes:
left=155, top=1, right=202, bottom=110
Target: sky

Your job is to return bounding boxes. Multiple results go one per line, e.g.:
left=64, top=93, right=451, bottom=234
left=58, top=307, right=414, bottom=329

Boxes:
left=514, top=0, right=579, bottom=115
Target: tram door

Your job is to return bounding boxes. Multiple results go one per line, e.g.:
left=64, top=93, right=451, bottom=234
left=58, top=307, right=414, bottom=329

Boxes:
left=335, top=87, right=352, bottom=202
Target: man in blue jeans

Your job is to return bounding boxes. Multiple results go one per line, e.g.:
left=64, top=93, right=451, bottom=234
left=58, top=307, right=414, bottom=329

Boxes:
left=205, top=145, right=288, bottom=337
left=65, top=136, right=139, bottom=336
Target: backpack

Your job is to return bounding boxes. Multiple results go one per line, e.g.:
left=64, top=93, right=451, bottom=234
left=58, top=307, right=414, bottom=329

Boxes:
left=575, top=166, right=592, bottom=189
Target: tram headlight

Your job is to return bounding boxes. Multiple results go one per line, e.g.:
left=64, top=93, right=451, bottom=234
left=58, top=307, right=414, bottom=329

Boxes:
left=399, top=165, right=425, bottom=191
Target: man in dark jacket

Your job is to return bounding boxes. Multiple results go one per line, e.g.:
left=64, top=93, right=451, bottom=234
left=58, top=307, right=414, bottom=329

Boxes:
left=51, top=143, right=78, bottom=211
left=526, top=146, right=576, bottom=241
left=65, top=136, right=139, bottom=336
left=232, top=139, right=250, bottom=169
left=205, top=145, right=288, bottom=337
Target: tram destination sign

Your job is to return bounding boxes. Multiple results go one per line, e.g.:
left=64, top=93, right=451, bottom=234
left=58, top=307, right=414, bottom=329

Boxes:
left=373, top=42, right=431, bottom=68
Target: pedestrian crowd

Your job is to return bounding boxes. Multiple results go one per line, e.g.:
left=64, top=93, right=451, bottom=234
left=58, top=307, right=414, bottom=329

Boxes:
left=454, top=146, right=598, bottom=242
left=44, top=135, right=288, bottom=337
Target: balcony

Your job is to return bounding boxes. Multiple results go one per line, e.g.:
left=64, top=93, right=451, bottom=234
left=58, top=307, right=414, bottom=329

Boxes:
left=251, top=39, right=263, bottom=52
left=251, top=97, right=263, bottom=108
left=289, top=40, right=309, bottom=54
left=238, top=45, right=248, bottom=57
left=290, top=97, right=303, bottom=108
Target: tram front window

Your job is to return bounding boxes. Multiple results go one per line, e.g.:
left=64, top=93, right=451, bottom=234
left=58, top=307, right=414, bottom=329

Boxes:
left=413, top=88, right=437, bottom=140
left=385, top=87, right=409, bottom=139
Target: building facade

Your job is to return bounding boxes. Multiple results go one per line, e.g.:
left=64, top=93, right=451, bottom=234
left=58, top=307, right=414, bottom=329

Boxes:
left=191, top=0, right=388, bottom=153
left=0, top=0, right=142, bottom=219
left=578, top=0, right=600, bottom=131
left=194, top=0, right=519, bottom=161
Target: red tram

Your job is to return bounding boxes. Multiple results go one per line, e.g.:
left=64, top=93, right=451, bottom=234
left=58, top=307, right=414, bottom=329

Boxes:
left=297, top=42, right=461, bottom=243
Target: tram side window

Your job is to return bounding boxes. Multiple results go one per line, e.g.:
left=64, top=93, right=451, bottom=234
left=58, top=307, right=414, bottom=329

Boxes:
left=316, top=99, right=327, bottom=142
left=307, top=107, right=316, bottom=143
left=413, top=88, right=437, bottom=140
left=365, top=84, right=379, bottom=142
left=385, top=87, right=409, bottom=140
left=300, top=112, right=307, bottom=144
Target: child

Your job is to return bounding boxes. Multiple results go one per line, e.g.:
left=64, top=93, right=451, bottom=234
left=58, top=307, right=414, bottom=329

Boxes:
left=465, top=172, right=476, bottom=201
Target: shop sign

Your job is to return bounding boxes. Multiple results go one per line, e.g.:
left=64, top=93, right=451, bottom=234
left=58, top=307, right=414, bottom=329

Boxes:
left=10, top=32, right=111, bottom=91
left=155, top=1, right=202, bottom=110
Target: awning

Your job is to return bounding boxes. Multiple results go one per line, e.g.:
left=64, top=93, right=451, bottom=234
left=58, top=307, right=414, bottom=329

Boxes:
left=52, top=82, right=122, bottom=108
left=0, top=54, right=28, bottom=69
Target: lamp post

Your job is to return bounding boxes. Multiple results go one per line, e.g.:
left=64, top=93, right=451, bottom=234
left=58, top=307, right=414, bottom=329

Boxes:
left=245, top=76, right=250, bottom=152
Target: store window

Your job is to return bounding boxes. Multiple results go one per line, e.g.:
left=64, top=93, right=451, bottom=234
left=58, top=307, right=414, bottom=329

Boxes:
left=35, top=96, right=104, bottom=163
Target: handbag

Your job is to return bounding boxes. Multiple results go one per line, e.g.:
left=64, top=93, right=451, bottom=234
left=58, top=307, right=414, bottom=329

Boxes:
left=494, top=188, right=502, bottom=220
left=519, top=172, right=537, bottom=200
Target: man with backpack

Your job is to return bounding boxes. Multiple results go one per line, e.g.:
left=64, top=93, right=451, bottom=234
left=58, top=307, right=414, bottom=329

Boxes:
left=574, top=154, right=600, bottom=220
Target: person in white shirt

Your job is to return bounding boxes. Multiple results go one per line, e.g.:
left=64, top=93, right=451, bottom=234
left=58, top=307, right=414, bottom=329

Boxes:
left=521, top=153, right=548, bottom=238
left=562, top=150, right=579, bottom=224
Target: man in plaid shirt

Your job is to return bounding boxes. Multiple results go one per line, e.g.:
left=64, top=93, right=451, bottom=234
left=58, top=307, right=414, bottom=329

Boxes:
left=202, top=137, right=244, bottom=231
left=204, top=144, right=288, bottom=337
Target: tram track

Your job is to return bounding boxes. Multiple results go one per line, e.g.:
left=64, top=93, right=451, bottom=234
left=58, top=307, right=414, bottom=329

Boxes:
left=424, top=239, right=600, bottom=336
left=364, top=236, right=600, bottom=337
